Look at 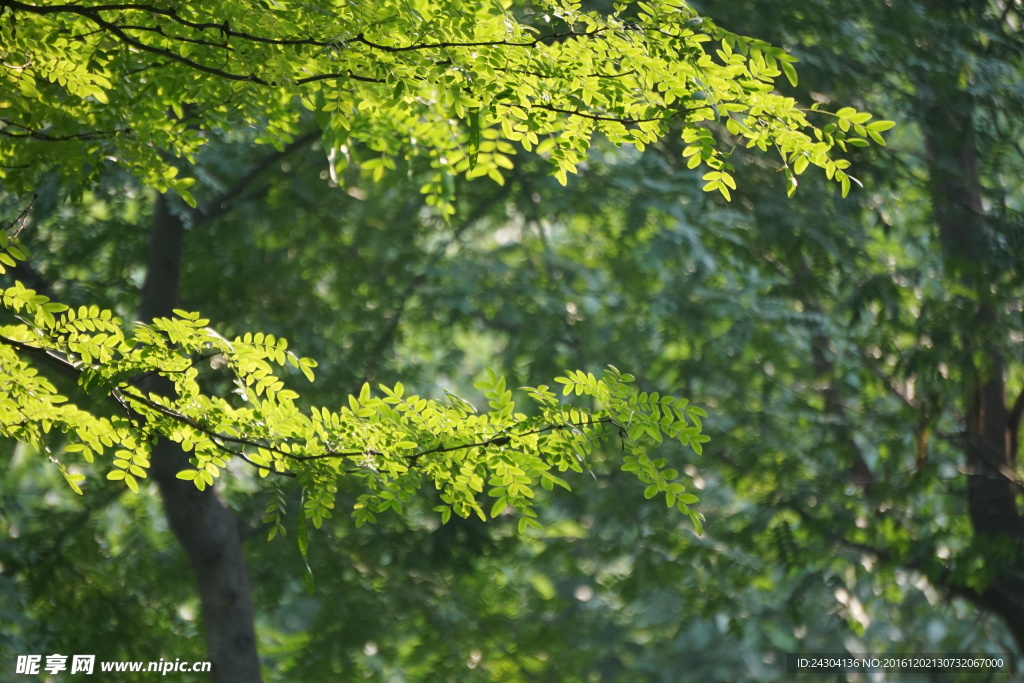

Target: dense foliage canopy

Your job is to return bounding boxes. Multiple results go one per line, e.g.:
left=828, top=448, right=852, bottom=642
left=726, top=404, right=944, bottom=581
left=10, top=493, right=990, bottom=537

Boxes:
left=0, top=0, right=888, bottom=204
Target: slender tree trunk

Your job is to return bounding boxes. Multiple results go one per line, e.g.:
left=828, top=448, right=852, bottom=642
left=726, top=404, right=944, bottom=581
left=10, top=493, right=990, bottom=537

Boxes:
left=920, top=89, right=1020, bottom=537
left=139, top=195, right=262, bottom=682
left=919, top=72, right=1024, bottom=647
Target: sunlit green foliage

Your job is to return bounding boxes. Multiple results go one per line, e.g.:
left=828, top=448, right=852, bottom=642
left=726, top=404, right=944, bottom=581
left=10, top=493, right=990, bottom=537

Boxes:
left=0, top=0, right=888, bottom=208
left=0, top=280, right=705, bottom=533
left=0, top=0, right=891, bottom=539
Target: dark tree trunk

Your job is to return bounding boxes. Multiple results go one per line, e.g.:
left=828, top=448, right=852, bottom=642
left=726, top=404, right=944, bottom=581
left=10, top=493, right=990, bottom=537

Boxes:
left=139, top=195, right=262, bottom=683
left=919, top=71, right=1024, bottom=647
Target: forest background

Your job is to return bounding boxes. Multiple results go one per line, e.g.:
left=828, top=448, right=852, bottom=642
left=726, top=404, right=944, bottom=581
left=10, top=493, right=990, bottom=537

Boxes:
left=1, top=0, right=1023, bottom=680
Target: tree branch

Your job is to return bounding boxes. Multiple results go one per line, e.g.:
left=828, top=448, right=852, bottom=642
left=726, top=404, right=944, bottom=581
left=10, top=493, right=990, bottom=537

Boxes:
left=0, top=331, right=84, bottom=382
left=0, top=331, right=617, bottom=478
left=0, top=117, right=130, bottom=141
left=193, top=129, right=320, bottom=228
left=2, top=193, right=35, bottom=235
left=0, top=0, right=685, bottom=126
left=0, top=2, right=610, bottom=51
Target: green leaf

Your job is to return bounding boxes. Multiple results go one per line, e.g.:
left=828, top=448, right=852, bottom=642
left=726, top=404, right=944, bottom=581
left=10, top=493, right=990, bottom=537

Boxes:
left=781, top=60, right=798, bottom=87
left=866, top=120, right=896, bottom=132
left=297, top=500, right=314, bottom=596
left=468, top=109, right=481, bottom=170
left=689, top=511, right=704, bottom=535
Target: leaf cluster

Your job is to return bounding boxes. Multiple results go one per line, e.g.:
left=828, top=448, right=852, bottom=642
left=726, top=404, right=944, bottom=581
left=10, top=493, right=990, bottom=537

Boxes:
left=0, top=283, right=704, bottom=535
left=0, top=0, right=891, bottom=207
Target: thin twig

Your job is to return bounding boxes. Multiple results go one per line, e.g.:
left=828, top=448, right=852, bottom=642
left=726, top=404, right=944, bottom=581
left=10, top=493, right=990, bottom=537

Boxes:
left=2, top=193, right=35, bottom=236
